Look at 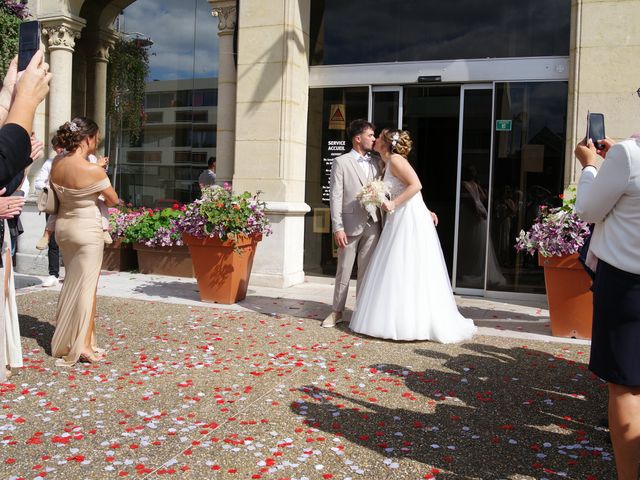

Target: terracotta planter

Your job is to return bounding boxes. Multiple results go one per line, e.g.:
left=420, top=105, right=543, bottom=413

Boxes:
left=182, top=233, right=261, bottom=304
left=102, top=239, right=138, bottom=272
left=538, top=253, right=592, bottom=339
left=133, top=243, right=194, bottom=277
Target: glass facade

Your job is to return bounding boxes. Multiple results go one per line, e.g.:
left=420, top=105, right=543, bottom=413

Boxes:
left=108, top=0, right=218, bottom=208
left=311, top=0, right=571, bottom=65
left=305, top=0, right=571, bottom=294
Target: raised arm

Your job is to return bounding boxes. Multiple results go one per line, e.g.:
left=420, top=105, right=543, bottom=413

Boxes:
left=4, top=50, right=51, bottom=134
left=575, top=141, right=630, bottom=223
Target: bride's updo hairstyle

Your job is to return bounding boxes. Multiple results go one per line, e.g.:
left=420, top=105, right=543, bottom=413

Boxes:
left=56, top=117, right=99, bottom=153
left=381, top=128, right=413, bottom=157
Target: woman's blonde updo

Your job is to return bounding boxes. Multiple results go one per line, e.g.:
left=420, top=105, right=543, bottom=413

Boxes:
left=380, top=128, right=413, bottom=158
left=55, top=117, right=99, bottom=153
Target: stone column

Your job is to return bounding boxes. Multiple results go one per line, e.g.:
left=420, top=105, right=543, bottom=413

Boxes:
left=42, top=18, right=85, bottom=152
left=566, top=0, right=640, bottom=186
left=209, top=0, right=237, bottom=185
left=91, top=30, right=117, bottom=153
left=232, top=0, right=311, bottom=288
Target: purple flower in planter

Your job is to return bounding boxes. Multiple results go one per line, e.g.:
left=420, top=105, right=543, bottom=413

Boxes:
left=515, top=203, right=591, bottom=258
left=177, top=185, right=271, bottom=241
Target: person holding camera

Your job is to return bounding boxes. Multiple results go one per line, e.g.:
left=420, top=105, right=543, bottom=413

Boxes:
left=575, top=132, right=640, bottom=480
left=0, top=51, right=51, bottom=381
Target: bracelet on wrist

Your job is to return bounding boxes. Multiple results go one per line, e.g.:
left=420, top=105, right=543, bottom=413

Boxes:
left=582, top=164, right=597, bottom=171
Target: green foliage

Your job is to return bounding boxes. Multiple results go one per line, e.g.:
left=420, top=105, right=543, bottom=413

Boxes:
left=107, top=38, right=150, bottom=142
left=123, top=206, right=184, bottom=247
left=178, top=185, right=272, bottom=242
left=0, top=2, right=24, bottom=79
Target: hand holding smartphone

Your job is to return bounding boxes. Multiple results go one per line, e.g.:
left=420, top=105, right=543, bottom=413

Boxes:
left=18, top=21, right=41, bottom=72
left=586, top=112, right=606, bottom=150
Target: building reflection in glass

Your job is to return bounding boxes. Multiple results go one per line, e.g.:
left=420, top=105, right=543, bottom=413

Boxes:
left=109, top=0, right=218, bottom=208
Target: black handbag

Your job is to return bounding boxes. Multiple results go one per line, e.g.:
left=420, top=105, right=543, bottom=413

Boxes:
left=36, top=186, right=58, bottom=215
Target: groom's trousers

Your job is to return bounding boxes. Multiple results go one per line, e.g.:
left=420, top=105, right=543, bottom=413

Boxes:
left=332, top=220, right=381, bottom=313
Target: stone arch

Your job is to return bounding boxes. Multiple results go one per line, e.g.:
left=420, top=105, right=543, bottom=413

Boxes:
left=70, top=1, right=137, bottom=127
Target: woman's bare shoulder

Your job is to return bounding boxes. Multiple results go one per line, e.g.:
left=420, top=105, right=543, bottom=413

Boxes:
left=389, top=154, right=409, bottom=169
left=51, top=157, right=107, bottom=187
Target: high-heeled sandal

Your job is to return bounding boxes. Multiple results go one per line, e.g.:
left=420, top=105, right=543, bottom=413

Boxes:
left=78, top=352, right=103, bottom=364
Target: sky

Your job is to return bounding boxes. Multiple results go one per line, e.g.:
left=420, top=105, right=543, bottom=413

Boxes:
left=120, top=0, right=219, bottom=81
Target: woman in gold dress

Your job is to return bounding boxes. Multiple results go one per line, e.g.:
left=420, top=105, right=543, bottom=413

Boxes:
left=49, top=118, right=118, bottom=365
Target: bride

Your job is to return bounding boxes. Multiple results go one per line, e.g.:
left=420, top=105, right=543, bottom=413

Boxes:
left=349, top=129, right=477, bottom=343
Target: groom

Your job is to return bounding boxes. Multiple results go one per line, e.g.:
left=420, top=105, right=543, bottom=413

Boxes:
left=321, top=119, right=382, bottom=328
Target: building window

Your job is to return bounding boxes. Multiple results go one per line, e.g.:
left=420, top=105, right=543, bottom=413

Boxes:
left=126, top=151, right=162, bottom=163
left=145, top=112, right=163, bottom=123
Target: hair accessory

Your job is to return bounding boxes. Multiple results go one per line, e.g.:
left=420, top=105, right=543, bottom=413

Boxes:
left=391, top=132, right=400, bottom=148
left=68, top=121, right=79, bottom=132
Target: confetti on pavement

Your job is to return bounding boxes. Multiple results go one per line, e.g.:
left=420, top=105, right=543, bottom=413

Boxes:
left=0, top=291, right=612, bottom=479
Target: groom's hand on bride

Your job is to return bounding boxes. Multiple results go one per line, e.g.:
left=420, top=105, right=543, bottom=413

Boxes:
left=430, top=211, right=439, bottom=226
left=334, top=230, right=348, bottom=248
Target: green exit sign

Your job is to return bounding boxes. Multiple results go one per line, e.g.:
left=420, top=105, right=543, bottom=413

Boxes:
left=496, top=120, right=512, bottom=131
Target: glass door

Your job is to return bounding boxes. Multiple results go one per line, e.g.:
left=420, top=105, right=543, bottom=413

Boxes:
left=402, top=85, right=461, bottom=274
left=452, top=85, right=495, bottom=294
left=371, top=86, right=402, bottom=130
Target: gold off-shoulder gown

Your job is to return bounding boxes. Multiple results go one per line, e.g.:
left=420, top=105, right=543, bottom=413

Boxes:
left=50, top=178, right=110, bottom=366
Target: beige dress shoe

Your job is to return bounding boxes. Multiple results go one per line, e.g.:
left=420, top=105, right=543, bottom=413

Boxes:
left=321, top=311, right=343, bottom=328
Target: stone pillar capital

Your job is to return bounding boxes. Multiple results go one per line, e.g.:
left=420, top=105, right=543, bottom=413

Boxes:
left=210, top=4, right=237, bottom=34
left=93, top=29, right=119, bottom=63
left=41, top=18, right=85, bottom=52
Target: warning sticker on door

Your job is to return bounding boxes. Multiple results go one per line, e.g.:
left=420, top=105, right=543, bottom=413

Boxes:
left=329, top=104, right=346, bottom=130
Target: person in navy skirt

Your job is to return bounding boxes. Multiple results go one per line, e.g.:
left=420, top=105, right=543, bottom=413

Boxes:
left=575, top=132, right=640, bottom=480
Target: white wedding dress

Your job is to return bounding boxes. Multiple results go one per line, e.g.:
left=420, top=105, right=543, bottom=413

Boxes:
left=349, top=169, right=477, bottom=343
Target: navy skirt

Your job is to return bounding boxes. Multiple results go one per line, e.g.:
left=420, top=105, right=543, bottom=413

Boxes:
left=589, top=260, right=640, bottom=386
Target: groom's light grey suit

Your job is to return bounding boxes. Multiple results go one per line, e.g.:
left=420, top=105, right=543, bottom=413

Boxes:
left=329, top=150, right=382, bottom=313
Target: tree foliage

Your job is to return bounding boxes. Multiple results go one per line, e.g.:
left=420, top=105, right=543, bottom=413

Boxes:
left=0, top=1, right=28, bottom=79
left=107, top=38, right=150, bottom=142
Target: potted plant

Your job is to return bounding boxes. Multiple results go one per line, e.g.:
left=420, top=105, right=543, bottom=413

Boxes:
left=124, top=204, right=194, bottom=277
left=515, top=190, right=593, bottom=339
left=102, top=205, right=142, bottom=271
left=177, top=184, right=272, bottom=303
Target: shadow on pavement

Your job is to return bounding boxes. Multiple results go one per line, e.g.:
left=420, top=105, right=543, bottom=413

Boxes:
left=19, top=314, right=55, bottom=356
left=132, top=279, right=201, bottom=301
left=290, top=343, right=611, bottom=478
left=238, top=295, right=330, bottom=321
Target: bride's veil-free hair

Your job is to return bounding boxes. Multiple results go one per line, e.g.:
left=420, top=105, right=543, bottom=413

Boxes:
left=380, top=128, right=413, bottom=158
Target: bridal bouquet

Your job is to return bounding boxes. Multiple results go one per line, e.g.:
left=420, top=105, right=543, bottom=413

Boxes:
left=356, top=180, right=389, bottom=221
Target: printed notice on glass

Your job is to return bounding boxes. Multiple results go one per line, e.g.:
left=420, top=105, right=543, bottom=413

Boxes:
left=321, top=139, right=346, bottom=203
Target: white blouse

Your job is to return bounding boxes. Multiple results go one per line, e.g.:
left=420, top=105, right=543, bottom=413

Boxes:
left=575, top=138, right=640, bottom=274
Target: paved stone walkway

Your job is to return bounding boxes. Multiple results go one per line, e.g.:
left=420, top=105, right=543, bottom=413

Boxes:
left=1, top=279, right=611, bottom=479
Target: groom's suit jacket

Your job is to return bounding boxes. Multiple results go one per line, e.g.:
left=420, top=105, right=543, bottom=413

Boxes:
left=329, top=150, right=383, bottom=237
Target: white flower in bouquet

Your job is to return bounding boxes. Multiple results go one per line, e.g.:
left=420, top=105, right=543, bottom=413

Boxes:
left=356, top=180, right=390, bottom=221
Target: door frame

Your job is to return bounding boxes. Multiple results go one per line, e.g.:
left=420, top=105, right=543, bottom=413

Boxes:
left=369, top=86, right=403, bottom=129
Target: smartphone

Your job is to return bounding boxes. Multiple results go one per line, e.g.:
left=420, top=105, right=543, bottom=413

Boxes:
left=587, top=112, right=606, bottom=150
left=18, top=20, right=41, bottom=71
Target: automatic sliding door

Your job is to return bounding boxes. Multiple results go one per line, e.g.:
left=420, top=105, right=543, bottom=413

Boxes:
left=402, top=86, right=460, bottom=275
left=453, top=86, right=495, bottom=292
